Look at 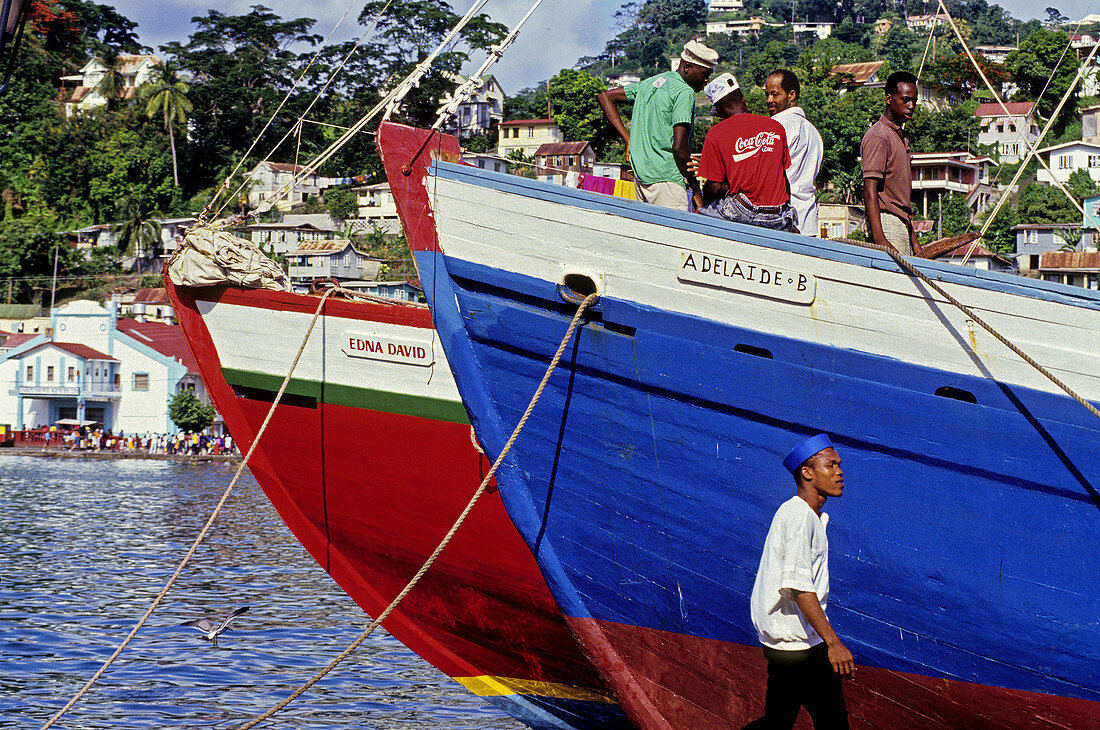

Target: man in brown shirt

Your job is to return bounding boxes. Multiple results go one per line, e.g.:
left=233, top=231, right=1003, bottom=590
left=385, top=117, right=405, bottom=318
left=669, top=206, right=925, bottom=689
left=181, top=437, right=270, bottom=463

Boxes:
left=861, top=71, right=918, bottom=255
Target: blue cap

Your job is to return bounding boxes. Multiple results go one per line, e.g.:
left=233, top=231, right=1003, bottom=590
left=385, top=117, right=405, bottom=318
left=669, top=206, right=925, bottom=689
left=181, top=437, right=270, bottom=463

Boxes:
left=783, top=434, right=834, bottom=474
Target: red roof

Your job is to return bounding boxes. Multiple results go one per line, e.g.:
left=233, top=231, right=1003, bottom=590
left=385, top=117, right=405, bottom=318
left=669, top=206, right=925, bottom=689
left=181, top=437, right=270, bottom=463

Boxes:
left=3, top=333, right=39, bottom=349
left=499, top=118, right=555, bottom=126
left=829, top=61, right=883, bottom=84
left=1039, top=251, right=1100, bottom=270
left=973, top=101, right=1034, bottom=117
left=19, top=341, right=117, bottom=361
left=116, top=319, right=198, bottom=372
left=264, top=161, right=309, bottom=173
left=534, top=142, right=593, bottom=156
left=132, top=287, right=171, bottom=304
left=943, top=242, right=1003, bottom=259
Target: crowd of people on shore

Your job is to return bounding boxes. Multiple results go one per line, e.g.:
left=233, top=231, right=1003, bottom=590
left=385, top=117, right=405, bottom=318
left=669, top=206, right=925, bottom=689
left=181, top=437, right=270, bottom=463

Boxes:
left=23, top=427, right=237, bottom=456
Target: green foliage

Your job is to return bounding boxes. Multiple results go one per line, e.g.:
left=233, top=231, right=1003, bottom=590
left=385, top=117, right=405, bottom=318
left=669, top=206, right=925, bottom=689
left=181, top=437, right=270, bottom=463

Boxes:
left=357, top=226, right=416, bottom=280
left=1016, top=181, right=1078, bottom=224
left=461, top=132, right=495, bottom=153
left=798, top=37, right=874, bottom=85
left=1067, top=168, right=1100, bottom=198
left=168, top=390, right=217, bottom=433
left=548, top=69, right=616, bottom=153
left=597, top=0, right=708, bottom=75
left=801, top=86, right=879, bottom=184
left=907, top=101, right=981, bottom=153
left=1006, top=30, right=1078, bottom=132
left=979, top=203, right=1017, bottom=255
left=0, top=210, right=82, bottom=303
left=925, top=193, right=973, bottom=239
left=324, top=188, right=358, bottom=221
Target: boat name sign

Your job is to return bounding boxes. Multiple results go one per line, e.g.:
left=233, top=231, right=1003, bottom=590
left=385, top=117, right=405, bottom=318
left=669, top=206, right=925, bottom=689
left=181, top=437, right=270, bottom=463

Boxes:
left=678, top=250, right=816, bottom=304
left=343, top=332, right=434, bottom=366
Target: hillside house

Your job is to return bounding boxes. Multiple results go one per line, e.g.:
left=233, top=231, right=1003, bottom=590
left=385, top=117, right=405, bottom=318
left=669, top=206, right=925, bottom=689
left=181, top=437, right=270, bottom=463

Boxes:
left=1036, top=140, right=1100, bottom=185
left=498, top=118, right=563, bottom=159
left=462, top=153, right=508, bottom=174
left=441, top=74, right=505, bottom=138
left=706, top=17, right=781, bottom=37
left=906, top=13, right=949, bottom=30
left=708, top=0, right=744, bottom=10
left=1012, top=223, right=1088, bottom=275
left=61, top=54, right=161, bottom=116
left=246, top=161, right=340, bottom=211
left=287, top=239, right=381, bottom=291
left=793, top=21, right=833, bottom=39
left=240, top=222, right=336, bottom=256
left=938, top=242, right=1014, bottom=272
left=1038, top=251, right=1100, bottom=288
left=818, top=204, right=866, bottom=239
left=910, top=152, right=994, bottom=216
left=534, top=142, right=595, bottom=183
left=974, top=102, right=1039, bottom=163
left=829, top=61, right=883, bottom=91
left=344, top=183, right=402, bottom=235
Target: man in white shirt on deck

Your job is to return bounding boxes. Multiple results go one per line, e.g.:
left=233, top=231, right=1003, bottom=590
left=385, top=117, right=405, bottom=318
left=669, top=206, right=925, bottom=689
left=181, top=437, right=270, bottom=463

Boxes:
left=748, top=433, right=853, bottom=729
left=765, top=69, right=823, bottom=237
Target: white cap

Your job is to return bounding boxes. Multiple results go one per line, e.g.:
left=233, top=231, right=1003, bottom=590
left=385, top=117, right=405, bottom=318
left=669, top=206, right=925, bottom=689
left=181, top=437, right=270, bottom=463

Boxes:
left=704, top=72, right=740, bottom=108
left=681, top=39, right=718, bottom=70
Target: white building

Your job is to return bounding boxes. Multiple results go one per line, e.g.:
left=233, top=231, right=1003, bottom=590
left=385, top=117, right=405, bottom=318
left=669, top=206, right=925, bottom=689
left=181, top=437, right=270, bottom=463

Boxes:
left=793, top=21, right=833, bottom=39
left=706, top=17, right=782, bottom=36
left=974, top=101, right=1039, bottom=163
left=497, top=118, right=563, bottom=159
left=906, top=13, right=949, bottom=30
left=287, top=239, right=381, bottom=291
left=1036, top=140, right=1100, bottom=185
left=61, top=54, right=162, bottom=115
left=441, top=74, right=505, bottom=138
left=239, top=221, right=337, bottom=256
left=462, top=153, right=508, bottom=174
left=0, top=300, right=206, bottom=433
left=246, top=161, right=340, bottom=212
left=346, top=183, right=402, bottom=235
left=708, top=0, right=744, bottom=11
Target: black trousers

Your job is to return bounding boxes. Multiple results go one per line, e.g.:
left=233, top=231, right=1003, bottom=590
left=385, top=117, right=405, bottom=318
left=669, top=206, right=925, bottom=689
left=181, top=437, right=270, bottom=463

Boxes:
left=752, top=643, right=849, bottom=730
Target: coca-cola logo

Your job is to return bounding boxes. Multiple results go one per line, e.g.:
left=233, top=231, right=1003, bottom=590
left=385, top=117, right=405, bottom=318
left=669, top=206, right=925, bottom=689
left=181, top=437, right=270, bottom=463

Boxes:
left=733, top=131, right=781, bottom=154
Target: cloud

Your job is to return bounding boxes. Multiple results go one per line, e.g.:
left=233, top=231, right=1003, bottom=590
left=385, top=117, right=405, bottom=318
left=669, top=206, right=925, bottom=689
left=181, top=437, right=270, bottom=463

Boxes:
left=103, top=0, right=619, bottom=91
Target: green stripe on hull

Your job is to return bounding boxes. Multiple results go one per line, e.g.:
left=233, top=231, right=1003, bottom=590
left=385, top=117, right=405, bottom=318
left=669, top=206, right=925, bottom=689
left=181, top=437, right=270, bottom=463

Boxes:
left=222, top=367, right=470, bottom=424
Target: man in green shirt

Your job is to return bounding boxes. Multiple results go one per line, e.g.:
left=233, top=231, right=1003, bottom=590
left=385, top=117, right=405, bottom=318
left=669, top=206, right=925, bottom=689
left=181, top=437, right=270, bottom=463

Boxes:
left=598, top=39, right=717, bottom=211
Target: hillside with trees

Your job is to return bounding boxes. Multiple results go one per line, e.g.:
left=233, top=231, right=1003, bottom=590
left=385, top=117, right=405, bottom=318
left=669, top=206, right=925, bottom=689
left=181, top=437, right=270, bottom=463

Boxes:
left=0, top=0, right=1095, bottom=291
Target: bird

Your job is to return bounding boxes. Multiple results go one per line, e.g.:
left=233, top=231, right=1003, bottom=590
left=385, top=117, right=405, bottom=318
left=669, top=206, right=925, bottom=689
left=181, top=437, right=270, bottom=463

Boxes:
left=182, top=606, right=249, bottom=647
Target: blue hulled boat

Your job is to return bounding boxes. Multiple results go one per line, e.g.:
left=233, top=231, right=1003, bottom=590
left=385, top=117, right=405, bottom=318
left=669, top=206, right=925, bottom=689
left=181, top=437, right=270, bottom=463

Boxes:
left=380, top=122, right=1100, bottom=729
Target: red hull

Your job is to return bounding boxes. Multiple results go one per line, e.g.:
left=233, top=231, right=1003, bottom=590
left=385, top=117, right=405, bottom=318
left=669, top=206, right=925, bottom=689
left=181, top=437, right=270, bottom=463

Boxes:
left=166, top=281, right=628, bottom=727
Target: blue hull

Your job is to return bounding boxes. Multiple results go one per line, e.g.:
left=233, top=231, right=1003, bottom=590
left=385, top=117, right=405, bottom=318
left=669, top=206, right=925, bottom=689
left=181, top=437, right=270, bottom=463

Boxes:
left=378, top=122, right=1100, bottom=726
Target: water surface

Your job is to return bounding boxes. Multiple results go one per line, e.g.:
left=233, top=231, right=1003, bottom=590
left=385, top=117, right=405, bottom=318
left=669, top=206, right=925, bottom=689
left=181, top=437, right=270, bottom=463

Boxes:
left=0, top=456, right=523, bottom=728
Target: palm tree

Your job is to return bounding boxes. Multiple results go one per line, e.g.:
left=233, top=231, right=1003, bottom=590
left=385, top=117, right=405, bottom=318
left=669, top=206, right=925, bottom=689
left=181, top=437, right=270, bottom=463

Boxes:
left=94, top=51, right=126, bottom=111
left=140, top=62, right=192, bottom=187
left=112, top=199, right=162, bottom=274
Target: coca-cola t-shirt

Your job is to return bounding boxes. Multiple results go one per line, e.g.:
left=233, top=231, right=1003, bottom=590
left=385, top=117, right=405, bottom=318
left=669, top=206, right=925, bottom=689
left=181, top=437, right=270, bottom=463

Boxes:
left=698, top=113, right=791, bottom=207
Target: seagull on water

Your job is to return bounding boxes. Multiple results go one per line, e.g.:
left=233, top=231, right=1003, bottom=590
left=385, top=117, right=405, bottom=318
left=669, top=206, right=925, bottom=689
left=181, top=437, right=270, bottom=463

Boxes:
left=182, top=606, right=249, bottom=647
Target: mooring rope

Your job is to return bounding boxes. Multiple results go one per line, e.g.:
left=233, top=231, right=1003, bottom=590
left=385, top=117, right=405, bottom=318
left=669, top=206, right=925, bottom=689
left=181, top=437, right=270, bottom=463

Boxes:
left=235, top=292, right=597, bottom=729
left=862, top=242, right=1100, bottom=422
left=41, top=287, right=339, bottom=730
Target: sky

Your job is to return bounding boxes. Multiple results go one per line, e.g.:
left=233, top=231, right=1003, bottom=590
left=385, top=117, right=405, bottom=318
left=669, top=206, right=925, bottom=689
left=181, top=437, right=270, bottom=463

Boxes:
left=100, top=0, right=623, bottom=94
left=99, top=0, right=1100, bottom=92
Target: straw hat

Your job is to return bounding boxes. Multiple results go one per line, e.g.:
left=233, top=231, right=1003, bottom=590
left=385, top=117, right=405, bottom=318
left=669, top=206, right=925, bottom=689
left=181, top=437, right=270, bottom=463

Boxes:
left=681, top=39, right=718, bottom=70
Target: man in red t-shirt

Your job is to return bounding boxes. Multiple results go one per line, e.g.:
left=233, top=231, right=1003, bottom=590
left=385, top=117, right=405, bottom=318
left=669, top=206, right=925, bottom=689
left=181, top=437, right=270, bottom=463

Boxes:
left=697, top=73, right=798, bottom=233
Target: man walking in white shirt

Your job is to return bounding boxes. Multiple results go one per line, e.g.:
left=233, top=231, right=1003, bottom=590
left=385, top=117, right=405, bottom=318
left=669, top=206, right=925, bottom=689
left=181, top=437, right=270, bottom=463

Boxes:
left=765, top=69, right=823, bottom=237
left=748, top=433, right=853, bottom=729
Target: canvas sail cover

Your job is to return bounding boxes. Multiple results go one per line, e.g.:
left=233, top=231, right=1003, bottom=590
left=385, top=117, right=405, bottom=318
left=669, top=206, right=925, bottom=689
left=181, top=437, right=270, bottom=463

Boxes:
left=168, top=222, right=290, bottom=291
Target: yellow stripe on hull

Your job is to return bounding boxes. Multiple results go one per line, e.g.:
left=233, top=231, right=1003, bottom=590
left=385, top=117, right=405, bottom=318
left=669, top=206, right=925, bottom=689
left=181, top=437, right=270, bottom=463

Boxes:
left=454, top=675, right=616, bottom=704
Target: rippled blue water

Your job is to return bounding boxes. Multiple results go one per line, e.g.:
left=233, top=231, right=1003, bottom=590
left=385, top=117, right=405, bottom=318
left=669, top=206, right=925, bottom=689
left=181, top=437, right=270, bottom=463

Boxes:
left=0, top=455, right=523, bottom=729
